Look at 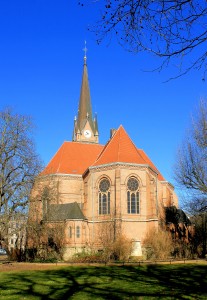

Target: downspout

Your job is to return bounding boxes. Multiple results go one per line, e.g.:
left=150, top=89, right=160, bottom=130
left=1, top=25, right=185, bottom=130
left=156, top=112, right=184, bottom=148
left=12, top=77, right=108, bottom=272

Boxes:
left=114, top=171, right=116, bottom=242
left=156, top=175, right=158, bottom=218
left=91, top=171, right=94, bottom=249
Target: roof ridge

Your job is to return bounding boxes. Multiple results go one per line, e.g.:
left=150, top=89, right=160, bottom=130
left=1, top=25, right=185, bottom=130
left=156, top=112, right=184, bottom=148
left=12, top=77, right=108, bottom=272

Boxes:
left=57, top=142, right=66, bottom=173
left=117, top=126, right=121, bottom=161
left=92, top=125, right=122, bottom=165
left=40, top=142, right=65, bottom=175
left=92, top=137, right=111, bottom=164
left=92, top=125, right=147, bottom=167
left=119, top=126, right=148, bottom=163
left=137, top=148, right=165, bottom=181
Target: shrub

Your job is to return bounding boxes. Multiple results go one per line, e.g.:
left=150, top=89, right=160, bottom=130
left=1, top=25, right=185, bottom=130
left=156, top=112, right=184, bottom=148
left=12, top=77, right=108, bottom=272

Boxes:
left=143, top=228, right=173, bottom=260
left=112, top=234, right=133, bottom=261
left=71, top=251, right=104, bottom=263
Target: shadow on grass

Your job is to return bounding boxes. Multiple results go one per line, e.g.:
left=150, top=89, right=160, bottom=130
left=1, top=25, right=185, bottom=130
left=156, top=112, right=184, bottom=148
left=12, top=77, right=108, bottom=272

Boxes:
left=0, top=264, right=206, bottom=299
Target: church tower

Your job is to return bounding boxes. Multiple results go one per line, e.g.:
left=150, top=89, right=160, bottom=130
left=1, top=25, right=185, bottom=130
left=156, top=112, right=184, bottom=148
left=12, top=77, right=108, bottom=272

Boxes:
left=73, top=46, right=99, bottom=143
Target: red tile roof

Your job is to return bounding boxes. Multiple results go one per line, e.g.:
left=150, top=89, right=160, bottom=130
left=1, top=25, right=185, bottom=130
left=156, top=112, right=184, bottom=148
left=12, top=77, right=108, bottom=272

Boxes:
left=92, top=125, right=147, bottom=166
left=41, top=125, right=165, bottom=181
left=41, top=142, right=104, bottom=175
left=138, top=149, right=165, bottom=181
left=92, top=125, right=165, bottom=180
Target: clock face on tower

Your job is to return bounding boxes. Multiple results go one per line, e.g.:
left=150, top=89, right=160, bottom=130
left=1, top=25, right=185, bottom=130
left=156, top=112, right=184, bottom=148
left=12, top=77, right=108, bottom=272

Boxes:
left=84, top=129, right=92, bottom=138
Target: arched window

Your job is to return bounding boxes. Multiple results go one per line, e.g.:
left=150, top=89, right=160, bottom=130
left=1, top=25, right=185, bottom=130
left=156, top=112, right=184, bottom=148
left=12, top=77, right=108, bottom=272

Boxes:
left=98, top=178, right=110, bottom=215
left=127, top=177, right=140, bottom=214
left=42, top=187, right=49, bottom=220
left=76, top=226, right=80, bottom=238
left=69, top=226, right=72, bottom=238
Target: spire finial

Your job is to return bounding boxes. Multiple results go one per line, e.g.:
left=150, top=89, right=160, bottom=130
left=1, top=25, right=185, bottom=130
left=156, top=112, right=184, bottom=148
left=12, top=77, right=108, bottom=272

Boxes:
left=83, top=40, right=87, bottom=64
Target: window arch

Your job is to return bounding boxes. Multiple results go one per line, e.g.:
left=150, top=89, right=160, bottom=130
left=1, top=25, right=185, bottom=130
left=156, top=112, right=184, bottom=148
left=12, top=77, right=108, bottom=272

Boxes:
left=127, top=177, right=140, bottom=214
left=76, top=226, right=80, bottom=238
left=69, top=226, right=72, bottom=238
left=98, top=178, right=110, bottom=215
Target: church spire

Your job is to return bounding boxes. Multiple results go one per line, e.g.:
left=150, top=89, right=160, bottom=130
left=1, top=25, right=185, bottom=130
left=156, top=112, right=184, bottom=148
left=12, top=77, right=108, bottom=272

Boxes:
left=73, top=43, right=99, bottom=143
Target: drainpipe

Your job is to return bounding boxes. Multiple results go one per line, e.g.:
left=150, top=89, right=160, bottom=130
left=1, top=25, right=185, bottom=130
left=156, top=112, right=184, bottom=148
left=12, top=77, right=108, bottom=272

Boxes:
left=91, top=171, right=94, bottom=250
left=155, top=175, right=158, bottom=217
left=114, top=170, right=117, bottom=242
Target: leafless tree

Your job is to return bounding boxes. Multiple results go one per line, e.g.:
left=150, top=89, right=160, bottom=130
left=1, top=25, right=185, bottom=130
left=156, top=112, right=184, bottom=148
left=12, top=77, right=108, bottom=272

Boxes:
left=98, top=215, right=133, bottom=261
left=27, top=220, right=65, bottom=261
left=81, top=0, right=207, bottom=78
left=174, top=99, right=207, bottom=213
left=27, top=184, right=65, bottom=261
left=174, top=99, right=207, bottom=256
left=143, top=228, right=173, bottom=260
left=0, top=108, right=42, bottom=251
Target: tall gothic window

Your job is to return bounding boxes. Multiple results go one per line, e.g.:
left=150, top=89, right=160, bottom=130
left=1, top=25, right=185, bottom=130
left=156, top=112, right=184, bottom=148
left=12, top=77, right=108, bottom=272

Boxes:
left=42, top=187, right=49, bottom=220
left=98, top=178, right=110, bottom=215
left=127, top=177, right=140, bottom=214
left=69, top=226, right=72, bottom=238
left=76, top=226, right=80, bottom=238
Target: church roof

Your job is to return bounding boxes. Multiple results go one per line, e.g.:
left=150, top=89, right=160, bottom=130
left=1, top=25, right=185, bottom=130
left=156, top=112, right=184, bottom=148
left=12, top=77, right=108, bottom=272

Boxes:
left=137, top=149, right=165, bottom=181
left=41, top=142, right=104, bottom=175
left=92, top=125, right=165, bottom=181
left=93, top=125, right=146, bottom=166
left=41, top=125, right=165, bottom=181
left=47, top=202, right=86, bottom=221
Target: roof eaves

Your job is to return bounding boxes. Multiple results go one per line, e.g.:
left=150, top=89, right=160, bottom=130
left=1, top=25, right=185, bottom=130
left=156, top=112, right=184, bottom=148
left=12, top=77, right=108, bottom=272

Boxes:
left=89, top=162, right=159, bottom=175
left=160, top=181, right=175, bottom=189
left=38, top=173, right=82, bottom=179
left=65, top=217, right=86, bottom=221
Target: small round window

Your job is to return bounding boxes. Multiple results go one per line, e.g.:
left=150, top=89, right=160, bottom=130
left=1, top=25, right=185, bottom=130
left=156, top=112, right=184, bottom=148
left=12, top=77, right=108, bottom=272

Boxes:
left=99, top=179, right=110, bottom=192
left=127, top=177, right=139, bottom=191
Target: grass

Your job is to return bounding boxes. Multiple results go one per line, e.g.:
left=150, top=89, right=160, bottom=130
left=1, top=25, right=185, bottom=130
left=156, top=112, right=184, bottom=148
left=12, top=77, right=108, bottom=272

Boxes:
left=0, top=263, right=206, bottom=299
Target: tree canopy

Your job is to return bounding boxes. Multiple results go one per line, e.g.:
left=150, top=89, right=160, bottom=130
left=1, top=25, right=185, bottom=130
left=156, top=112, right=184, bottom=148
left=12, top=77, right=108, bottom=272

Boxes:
left=81, top=0, right=207, bottom=78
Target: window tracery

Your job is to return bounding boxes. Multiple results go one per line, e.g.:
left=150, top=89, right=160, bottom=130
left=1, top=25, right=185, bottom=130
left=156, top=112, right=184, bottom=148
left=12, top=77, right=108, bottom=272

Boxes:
left=98, top=178, right=110, bottom=215
left=127, top=177, right=140, bottom=214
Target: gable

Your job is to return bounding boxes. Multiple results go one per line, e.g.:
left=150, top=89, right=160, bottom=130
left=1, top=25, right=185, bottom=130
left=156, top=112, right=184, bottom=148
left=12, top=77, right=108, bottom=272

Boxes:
left=91, top=125, right=165, bottom=181
left=93, top=125, right=147, bottom=166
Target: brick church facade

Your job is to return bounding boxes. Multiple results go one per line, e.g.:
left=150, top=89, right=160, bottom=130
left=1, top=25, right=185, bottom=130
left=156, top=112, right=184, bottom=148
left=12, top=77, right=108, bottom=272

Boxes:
left=28, top=54, right=178, bottom=260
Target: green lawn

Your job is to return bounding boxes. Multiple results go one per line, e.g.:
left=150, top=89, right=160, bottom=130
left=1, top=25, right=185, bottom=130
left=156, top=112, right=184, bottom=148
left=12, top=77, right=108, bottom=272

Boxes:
left=0, top=264, right=206, bottom=299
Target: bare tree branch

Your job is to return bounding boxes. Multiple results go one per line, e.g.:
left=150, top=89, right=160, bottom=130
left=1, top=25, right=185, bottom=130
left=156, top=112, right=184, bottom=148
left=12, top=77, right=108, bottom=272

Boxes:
left=81, top=0, right=207, bottom=78
left=0, top=108, right=43, bottom=250
left=174, top=99, right=207, bottom=212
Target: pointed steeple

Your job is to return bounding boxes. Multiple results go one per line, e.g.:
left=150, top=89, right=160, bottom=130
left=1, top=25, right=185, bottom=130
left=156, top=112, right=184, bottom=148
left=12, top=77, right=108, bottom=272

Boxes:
left=77, top=55, right=94, bottom=132
left=73, top=43, right=99, bottom=143
left=94, top=113, right=99, bottom=136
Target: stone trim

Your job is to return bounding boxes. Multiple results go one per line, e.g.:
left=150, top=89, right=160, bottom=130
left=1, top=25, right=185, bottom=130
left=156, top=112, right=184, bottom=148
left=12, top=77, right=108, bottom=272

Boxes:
left=160, top=180, right=174, bottom=189
left=86, top=218, right=158, bottom=223
left=88, top=162, right=159, bottom=175
left=37, top=174, right=82, bottom=181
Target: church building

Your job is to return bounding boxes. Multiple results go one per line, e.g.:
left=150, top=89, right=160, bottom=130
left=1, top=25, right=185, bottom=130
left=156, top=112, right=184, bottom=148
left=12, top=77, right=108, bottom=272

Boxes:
left=28, top=52, right=178, bottom=260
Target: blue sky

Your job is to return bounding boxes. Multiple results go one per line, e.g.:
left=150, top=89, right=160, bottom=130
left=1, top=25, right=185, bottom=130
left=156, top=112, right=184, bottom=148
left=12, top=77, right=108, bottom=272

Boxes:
left=0, top=1, right=206, bottom=201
